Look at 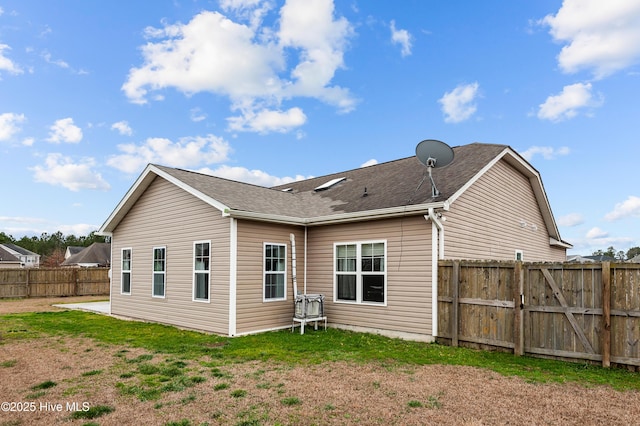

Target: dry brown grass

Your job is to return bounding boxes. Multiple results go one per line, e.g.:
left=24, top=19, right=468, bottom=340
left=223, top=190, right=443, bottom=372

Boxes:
left=2, top=297, right=640, bottom=425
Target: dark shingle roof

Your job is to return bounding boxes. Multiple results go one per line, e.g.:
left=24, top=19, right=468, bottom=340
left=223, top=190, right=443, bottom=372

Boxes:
left=0, top=246, right=21, bottom=263
left=61, top=243, right=111, bottom=266
left=157, top=143, right=508, bottom=218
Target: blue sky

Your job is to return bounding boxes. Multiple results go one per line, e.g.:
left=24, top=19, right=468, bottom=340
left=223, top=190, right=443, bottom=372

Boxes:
left=1, top=0, right=639, bottom=256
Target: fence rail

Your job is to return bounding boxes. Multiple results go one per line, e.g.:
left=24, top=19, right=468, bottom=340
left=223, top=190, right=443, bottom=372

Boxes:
left=438, top=260, right=640, bottom=369
left=0, top=268, right=110, bottom=298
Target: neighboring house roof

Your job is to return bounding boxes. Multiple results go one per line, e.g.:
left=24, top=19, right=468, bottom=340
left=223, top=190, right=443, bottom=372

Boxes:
left=0, top=243, right=39, bottom=257
left=566, top=255, right=597, bottom=263
left=61, top=243, right=111, bottom=267
left=65, top=246, right=85, bottom=259
left=583, top=255, right=617, bottom=262
left=98, top=142, right=570, bottom=248
left=628, top=254, right=640, bottom=263
left=0, top=246, right=21, bottom=264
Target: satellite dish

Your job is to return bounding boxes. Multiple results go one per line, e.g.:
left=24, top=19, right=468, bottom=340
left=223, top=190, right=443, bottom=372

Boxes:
left=415, top=139, right=454, bottom=197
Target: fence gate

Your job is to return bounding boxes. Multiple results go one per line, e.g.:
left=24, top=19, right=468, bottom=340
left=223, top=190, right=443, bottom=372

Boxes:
left=523, top=264, right=603, bottom=363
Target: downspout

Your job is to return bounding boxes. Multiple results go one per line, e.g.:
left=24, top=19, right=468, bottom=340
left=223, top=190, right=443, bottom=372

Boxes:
left=290, top=233, right=299, bottom=296
left=304, top=227, right=308, bottom=295
left=426, top=208, right=445, bottom=337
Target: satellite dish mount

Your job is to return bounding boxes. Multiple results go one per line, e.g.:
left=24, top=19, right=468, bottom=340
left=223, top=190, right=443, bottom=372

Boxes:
left=415, top=139, right=455, bottom=198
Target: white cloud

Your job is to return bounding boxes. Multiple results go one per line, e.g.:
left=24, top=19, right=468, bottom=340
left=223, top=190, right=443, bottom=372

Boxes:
left=219, top=0, right=275, bottom=29
left=390, top=20, right=412, bottom=57
left=31, top=153, right=110, bottom=191
left=541, top=0, right=640, bottom=78
left=58, top=223, right=99, bottom=236
left=0, top=112, right=26, bottom=141
left=0, top=44, right=22, bottom=75
left=537, top=82, right=602, bottom=122
left=586, top=227, right=608, bottom=239
left=42, top=51, right=69, bottom=69
left=47, top=118, right=83, bottom=143
left=190, top=108, right=207, bottom=122
left=122, top=0, right=355, bottom=134
left=279, top=0, right=355, bottom=111
left=198, top=164, right=310, bottom=187
left=557, top=213, right=584, bottom=227
left=438, top=82, right=480, bottom=123
left=360, top=159, right=378, bottom=167
left=111, top=120, right=133, bottom=136
left=227, top=107, right=306, bottom=133
left=520, top=145, right=570, bottom=161
left=107, top=134, right=231, bottom=174
left=604, top=195, right=640, bottom=221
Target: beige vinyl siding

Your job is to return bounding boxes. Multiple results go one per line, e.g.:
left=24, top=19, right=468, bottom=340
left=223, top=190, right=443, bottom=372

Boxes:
left=445, top=159, right=566, bottom=262
left=306, top=216, right=433, bottom=337
left=110, top=177, right=230, bottom=334
left=235, top=219, right=305, bottom=334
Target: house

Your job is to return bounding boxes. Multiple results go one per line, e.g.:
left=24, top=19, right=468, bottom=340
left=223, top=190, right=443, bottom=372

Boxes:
left=61, top=242, right=111, bottom=267
left=65, top=246, right=85, bottom=260
left=98, top=142, right=571, bottom=341
left=0, top=246, right=22, bottom=268
left=0, top=243, right=40, bottom=268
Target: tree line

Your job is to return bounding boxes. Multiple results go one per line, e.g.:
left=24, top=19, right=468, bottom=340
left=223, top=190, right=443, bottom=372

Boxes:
left=0, top=231, right=108, bottom=267
left=592, top=246, right=640, bottom=261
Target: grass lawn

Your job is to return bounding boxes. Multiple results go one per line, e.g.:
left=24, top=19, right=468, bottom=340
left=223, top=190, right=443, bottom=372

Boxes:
left=2, top=310, right=639, bottom=391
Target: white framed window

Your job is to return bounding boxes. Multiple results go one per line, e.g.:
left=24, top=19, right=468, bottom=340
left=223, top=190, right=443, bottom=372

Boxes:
left=515, top=250, right=524, bottom=261
left=121, top=248, right=132, bottom=295
left=193, top=241, right=210, bottom=302
left=263, top=243, right=286, bottom=301
left=334, top=240, right=387, bottom=305
left=152, top=246, right=166, bottom=298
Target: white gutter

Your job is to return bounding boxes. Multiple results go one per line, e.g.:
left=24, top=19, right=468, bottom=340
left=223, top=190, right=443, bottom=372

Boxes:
left=225, top=202, right=447, bottom=227
left=425, top=207, right=445, bottom=337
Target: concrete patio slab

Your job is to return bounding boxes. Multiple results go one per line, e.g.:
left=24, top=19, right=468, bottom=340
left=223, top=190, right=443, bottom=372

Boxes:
left=53, top=301, right=110, bottom=314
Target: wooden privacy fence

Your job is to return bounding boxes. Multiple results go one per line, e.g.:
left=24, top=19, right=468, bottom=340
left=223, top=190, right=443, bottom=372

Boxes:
left=438, top=260, right=640, bottom=369
left=0, top=268, right=109, bottom=298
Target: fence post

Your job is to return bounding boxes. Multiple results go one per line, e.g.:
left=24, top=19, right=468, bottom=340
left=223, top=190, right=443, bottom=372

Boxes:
left=602, top=261, right=611, bottom=368
left=513, top=261, right=524, bottom=356
left=26, top=269, right=31, bottom=298
left=452, top=260, right=460, bottom=347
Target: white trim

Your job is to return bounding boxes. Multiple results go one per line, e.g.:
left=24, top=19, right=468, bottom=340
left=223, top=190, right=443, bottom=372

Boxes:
left=192, top=240, right=211, bottom=303
left=228, top=218, right=237, bottom=337
left=333, top=240, right=388, bottom=306
left=121, top=247, right=132, bottom=295
left=263, top=242, right=287, bottom=302
left=152, top=246, right=166, bottom=298
left=515, top=249, right=524, bottom=261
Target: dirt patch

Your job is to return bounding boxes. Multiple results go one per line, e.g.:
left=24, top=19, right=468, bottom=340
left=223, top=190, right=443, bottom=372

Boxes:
left=0, top=295, right=108, bottom=314
left=2, top=338, right=640, bottom=425
left=2, top=298, right=640, bottom=425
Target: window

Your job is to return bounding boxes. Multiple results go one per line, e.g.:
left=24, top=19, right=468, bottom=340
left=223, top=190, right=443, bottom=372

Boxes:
left=152, top=247, right=166, bottom=298
left=193, top=241, right=210, bottom=302
left=335, top=241, right=386, bottom=304
left=515, top=250, right=524, bottom=261
left=121, top=248, right=132, bottom=294
left=264, top=243, right=286, bottom=301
